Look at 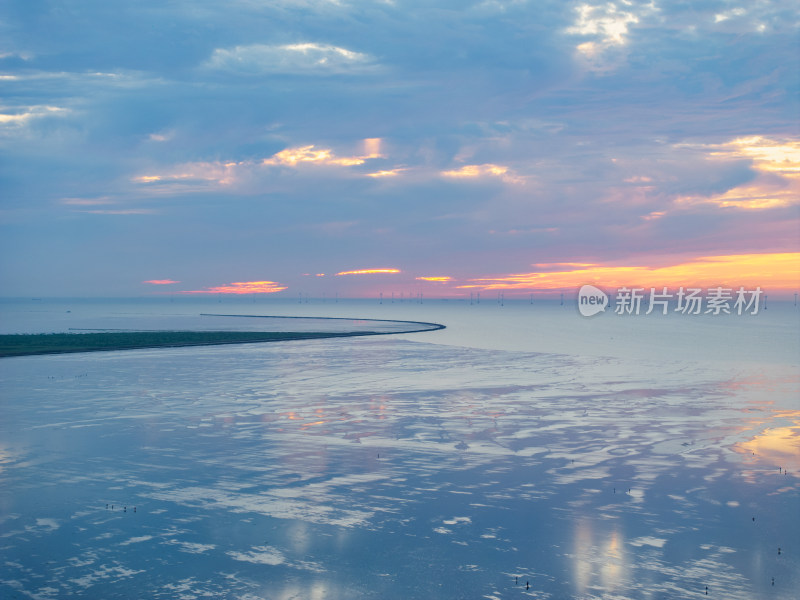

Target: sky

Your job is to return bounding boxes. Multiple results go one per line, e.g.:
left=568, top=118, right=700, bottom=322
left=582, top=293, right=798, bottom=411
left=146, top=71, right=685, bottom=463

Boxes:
left=1, top=0, right=798, bottom=298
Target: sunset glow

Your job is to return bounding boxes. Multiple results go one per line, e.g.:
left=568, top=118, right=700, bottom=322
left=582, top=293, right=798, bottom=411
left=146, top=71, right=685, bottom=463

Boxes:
left=263, top=145, right=365, bottom=167
left=440, top=163, right=520, bottom=183
left=460, top=253, right=800, bottom=292
left=366, top=168, right=406, bottom=178
left=180, top=281, right=287, bottom=294
left=362, top=138, right=383, bottom=158
left=736, top=417, right=800, bottom=472
left=1, top=1, right=797, bottom=302
left=2, top=3, right=799, bottom=598
left=263, top=138, right=383, bottom=168
left=713, top=136, right=800, bottom=174
left=336, top=269, right=401, bottom=276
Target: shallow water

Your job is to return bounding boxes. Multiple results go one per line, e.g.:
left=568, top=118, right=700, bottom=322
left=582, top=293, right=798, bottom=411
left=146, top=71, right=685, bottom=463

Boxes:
left=0, top=299, right=798, bottom=599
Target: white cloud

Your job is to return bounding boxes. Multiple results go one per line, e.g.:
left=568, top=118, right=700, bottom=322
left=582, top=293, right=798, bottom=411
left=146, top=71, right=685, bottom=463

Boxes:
left=204, top=42, right=376, bottom=75
left=0, top=50, right=34, bottom=60
left=566, top=1, right=658, bottom=71
left=0, top=105, right=69, bottom=129
left=148, top=130, right=174, bottom=142
left=130, top=139, right=381, bottom=195
left=567, top=2, right=640, bottom=45
left=473, top=0, right=529, bottom=12
left=714, top=7, right=746, bottom=23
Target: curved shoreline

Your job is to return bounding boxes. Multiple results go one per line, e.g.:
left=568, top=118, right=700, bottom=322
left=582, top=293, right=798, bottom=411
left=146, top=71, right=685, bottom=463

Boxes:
left=0, top=318, right=446, bottom=358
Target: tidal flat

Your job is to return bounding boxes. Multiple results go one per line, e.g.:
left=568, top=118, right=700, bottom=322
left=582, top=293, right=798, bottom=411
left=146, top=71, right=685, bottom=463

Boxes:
left=0, top=300, right=798, bottom=599
left=0, top=330, right=400, bottom=358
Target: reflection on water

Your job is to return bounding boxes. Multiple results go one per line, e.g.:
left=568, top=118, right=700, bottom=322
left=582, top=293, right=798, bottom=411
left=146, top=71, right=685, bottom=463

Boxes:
left=0, top=304, right=799, bottom=598
left=572, top=518, right=628, bottom=596
left=737, top=420, right=800, bottom=473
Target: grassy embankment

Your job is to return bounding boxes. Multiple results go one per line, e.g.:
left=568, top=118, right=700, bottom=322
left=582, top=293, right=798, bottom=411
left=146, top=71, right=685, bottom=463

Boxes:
left=0, top=330, right=373, bottom=358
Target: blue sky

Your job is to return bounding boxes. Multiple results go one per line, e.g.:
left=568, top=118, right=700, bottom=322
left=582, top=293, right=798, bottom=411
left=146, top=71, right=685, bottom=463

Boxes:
left=1, top=0, right=798, bottom=297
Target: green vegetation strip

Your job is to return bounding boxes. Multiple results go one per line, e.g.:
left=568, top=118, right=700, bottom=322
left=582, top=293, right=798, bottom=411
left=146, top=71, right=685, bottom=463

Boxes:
left=0, top=330, right=376, bottom=358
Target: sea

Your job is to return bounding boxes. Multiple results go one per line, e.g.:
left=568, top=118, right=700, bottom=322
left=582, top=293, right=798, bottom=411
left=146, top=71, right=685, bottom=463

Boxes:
left=1, top=296, right=798, bottom=599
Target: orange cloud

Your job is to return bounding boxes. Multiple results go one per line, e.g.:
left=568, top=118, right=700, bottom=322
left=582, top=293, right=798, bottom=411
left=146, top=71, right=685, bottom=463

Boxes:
left=416, top=276, right=453, bottom=282
left=336, top=268, right=401, bottom=276
left=181, top=281, right=287, bottom=294
left=143, top=279, right=180, bottom=285
left=459, top=253, right=800, bottom=292
left=440, top=163, right=522, bottom=183
left=263, top=145, right=364, bottom=167
left=263, top=139, right=383, bottom=168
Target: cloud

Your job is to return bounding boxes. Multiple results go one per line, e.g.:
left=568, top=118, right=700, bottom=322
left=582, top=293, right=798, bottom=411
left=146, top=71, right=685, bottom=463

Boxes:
left=459, top=253, right=800, bottom=292
left=676, top=183, right=797, bottom=211
left=60, top=197, right=114, bottom=206
left=58, top=197, right=160, bottom=216
left=336, top=269, right=400, bottom=276
left=143, top=279, right=180, bottom=285
left=709, top=136, right=800, bottom=175
left=0, top=105, right=69, bottom=129
left=264, top=139, right=383, bottom=167
left=440, top=163, right=522, bottom=184
left=673, top=136, right=800, bottom=210
left=0, top=0, right=796, bottom=297
left=263, top=145, right=365, bottom=167
left=564, top=1, right=652, bottom=70
left=77, top=209, right=157, bottom=215
left=132, top=160, right=251, bottom=192
left=473, top=0, right=529, bottom=13
left=714, top=7, right=746, bottom=24
left=180, top=281, right=287, bottom=294
left=365, top=167, right=407, bottom=178
left=131, top=138, right=385, bottom=195
left=0, top=51, right=34, bottom=61
left=148, top=131, right=174, bottom=142
left=566, top=2, right=640, bottom=46
left=204, top=42, right=377, bottom=75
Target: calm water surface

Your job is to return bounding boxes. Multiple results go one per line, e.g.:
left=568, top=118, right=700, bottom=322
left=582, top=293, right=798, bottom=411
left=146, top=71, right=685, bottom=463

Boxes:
left=1, top=298, right=798, bottom=599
